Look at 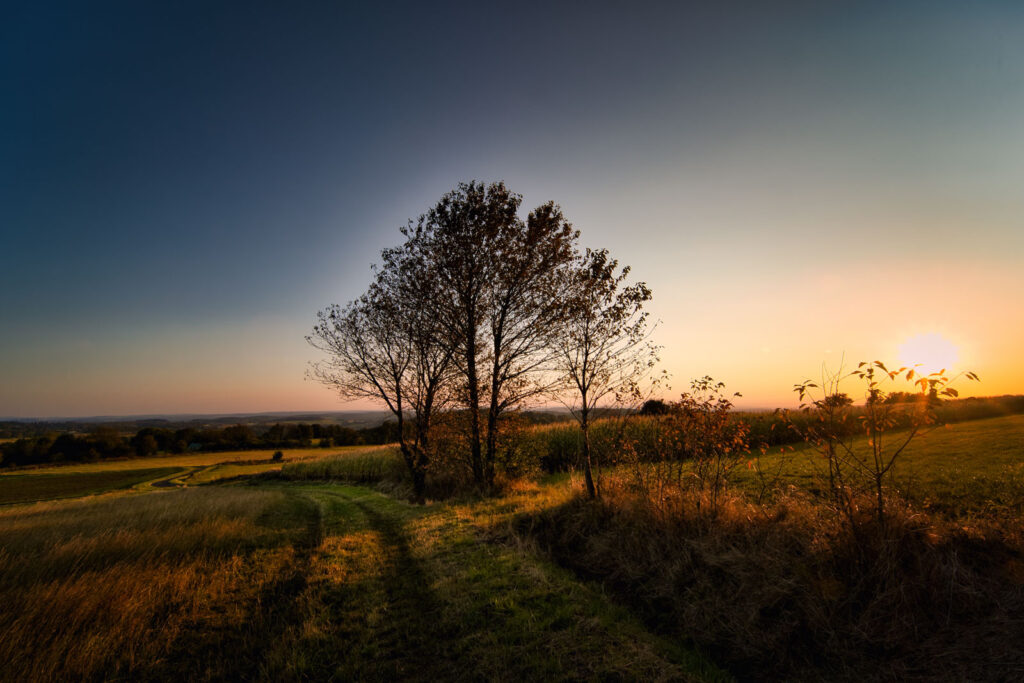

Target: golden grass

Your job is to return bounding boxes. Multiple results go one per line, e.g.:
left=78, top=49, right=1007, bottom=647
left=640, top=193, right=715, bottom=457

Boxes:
left=0, top=480, right=722, bottom=681
left=511, top=471, right=1024, bottom=681
left=0, top=487, right=311, bottom=681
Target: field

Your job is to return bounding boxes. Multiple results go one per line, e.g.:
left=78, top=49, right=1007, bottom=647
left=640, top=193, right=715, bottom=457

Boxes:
left=0, top=417, right=1021, bottom=680
left=0, top=446, right=382, bottom=503
left=0, top=479, right=721, bottom=681
left=736, top=413, right=1024, bottom=517
left=0, top=467, right=184, bottom=505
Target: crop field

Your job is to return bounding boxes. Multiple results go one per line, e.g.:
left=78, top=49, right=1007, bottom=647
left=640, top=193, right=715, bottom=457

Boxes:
left=0, top=446, right=387, bottom=501
left=0, top=446, right=373, bottom=476
left=0, top=467, right=184, bottom=505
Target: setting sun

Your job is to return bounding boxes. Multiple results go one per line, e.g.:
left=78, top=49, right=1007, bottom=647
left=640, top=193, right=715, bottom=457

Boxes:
left=899, top=333, right=959, bottom=375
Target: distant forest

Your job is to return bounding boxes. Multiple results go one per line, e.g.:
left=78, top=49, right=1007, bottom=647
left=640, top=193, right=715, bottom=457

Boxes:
left=2, top=396, right=1022, bottom=471
left=0, top=421, right=395, bottom=469
left=0, top=411, right=572, bottom=470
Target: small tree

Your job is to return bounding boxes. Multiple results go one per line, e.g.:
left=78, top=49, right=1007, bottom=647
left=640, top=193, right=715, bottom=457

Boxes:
left=639, top=398, right=670, bottom=416
left=665, top=378, right=750, bottom=516
left=556, top=248, right=656, bottom=499
left=308, top=257, right=453, bottom=501
left=791, top=361, right=979, bottom=527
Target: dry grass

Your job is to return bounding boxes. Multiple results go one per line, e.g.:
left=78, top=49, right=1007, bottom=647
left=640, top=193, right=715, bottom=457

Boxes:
left=511, top=475, right=1024, bottom=681
left=0, top=479, right=723, bottom=681
left=0, top=487, right=313, bottom=681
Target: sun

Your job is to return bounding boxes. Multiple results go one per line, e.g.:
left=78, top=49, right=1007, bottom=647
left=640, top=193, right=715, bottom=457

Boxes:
left=898, top=333, right=959, bottom=375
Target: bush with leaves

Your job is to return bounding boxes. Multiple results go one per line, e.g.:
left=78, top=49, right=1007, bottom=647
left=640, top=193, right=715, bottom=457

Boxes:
left=789, top=361, right=979, bottom=528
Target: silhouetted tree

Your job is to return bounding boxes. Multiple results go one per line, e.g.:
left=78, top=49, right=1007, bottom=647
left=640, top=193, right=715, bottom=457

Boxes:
left=308, top=244, right=454, bottom=500
left=555, top=248, right=656, bottom=498
left=639, top=399, right=670, bottom=416
left=406, top=181, right=578, bottom=487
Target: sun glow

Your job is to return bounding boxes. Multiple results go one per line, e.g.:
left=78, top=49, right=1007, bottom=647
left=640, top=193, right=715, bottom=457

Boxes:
left=898, top=333, right=959, bottom=375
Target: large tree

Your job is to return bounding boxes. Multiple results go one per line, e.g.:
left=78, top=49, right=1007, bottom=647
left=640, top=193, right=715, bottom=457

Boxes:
left=407, top=181, right=578, bottom=487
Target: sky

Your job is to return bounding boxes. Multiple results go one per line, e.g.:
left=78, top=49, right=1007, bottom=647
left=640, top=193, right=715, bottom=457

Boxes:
left=2, top=1, right=1023, bottom=418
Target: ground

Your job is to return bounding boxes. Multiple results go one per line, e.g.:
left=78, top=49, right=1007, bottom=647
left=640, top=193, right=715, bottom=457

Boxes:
left=0, top=476, right=723, bottom=681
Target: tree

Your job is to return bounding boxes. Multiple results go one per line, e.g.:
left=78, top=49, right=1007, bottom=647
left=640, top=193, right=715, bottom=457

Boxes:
left=555, top=248, right=656, bottom=498
left=407, top=181, right=579, bottom=487
left=639, top=398, right=670, bottom=416
left=307, top=252, right=453, bottom=501
left=790, top=361, right=979, bottom=527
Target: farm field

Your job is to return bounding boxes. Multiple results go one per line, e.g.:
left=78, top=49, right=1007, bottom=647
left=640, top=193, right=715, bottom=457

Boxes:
left=0, top=446, right=387, bottom=504
left=0, top=467, right=184, bottom=505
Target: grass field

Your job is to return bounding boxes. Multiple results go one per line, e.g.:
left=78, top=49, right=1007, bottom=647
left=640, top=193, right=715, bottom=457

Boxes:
left=0, top=416, right=1020, bottom=680
left=734, top=413, right=1024, bottom=517
left=0, top=480, right=722, bottom=681
left=0, top=446, right=364, bottom=476
left=0, top=446, right=385, bottom=504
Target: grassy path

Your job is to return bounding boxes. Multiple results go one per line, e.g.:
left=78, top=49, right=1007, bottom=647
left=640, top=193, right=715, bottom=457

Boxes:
left=250, top=483, right=722, bottom=681
left=0, top=478, right=723, bottom=680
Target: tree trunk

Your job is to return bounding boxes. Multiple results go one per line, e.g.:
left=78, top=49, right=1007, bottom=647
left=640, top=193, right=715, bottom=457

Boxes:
left=465, top=330, right=483, bottom=485
left=485, top=403, right=499, bottom=489
left=484, top=346, right=503, bottom=490
left=581, top=402, right=597, bottom=499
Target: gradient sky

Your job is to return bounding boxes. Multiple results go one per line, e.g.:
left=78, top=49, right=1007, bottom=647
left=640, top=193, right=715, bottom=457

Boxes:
left=3, top=1, right=1023, bottom=417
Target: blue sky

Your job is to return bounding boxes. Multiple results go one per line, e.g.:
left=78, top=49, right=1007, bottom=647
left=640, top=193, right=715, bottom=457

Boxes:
left=3, top=1, right=1023, bottom=416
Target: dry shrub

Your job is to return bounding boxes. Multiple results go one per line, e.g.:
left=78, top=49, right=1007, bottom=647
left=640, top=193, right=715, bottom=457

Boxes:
left=514, top=476, right=1024, bottom=681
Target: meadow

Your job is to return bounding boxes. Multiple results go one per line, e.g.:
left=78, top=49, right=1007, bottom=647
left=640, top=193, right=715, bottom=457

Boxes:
left=0, top=478, right=722, bottom=681
left=0, top=413, right=1021, bottom=680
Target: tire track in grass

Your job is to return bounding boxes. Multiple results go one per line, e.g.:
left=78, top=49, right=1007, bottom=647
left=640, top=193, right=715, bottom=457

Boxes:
left=259, top=483, right=722, bottom=681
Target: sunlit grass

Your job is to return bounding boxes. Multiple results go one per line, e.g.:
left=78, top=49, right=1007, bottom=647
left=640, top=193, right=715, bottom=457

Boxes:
left=0, top=487, right=312, bottom=681
left=734, top=413, right=1024, bottom=516
left=279, top=446, right=405, bottom=484
left=0, top=481, right=721, bottom=681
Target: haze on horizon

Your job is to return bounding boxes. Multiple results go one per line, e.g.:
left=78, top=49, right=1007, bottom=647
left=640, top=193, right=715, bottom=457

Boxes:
left=3, top=1, right=1023, bottom=419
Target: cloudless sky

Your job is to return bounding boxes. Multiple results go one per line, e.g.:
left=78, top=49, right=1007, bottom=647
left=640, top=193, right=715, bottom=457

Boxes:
left=3, top=1, right=1023, bottom=417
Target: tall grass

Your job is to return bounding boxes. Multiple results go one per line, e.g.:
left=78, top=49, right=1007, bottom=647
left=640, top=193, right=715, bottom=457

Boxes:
left=279, top=446, right=407, bottom=485
left=514, top=476, right=1024, bottom=680
left=0, top=488, right=311, bottom=681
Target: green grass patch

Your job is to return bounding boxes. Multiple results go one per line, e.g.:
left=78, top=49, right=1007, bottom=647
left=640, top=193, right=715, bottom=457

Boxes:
left=735, top=413, right=1024, bottom=516
left=279, top=446, right=407, bottom=484
left=255, top=482, right=723, bottom=680
left=0, top=467, right=183, bottom=505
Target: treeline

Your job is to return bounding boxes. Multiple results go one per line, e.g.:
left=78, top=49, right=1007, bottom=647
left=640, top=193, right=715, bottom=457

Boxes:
left=0, top=421, right=401, bottom=469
